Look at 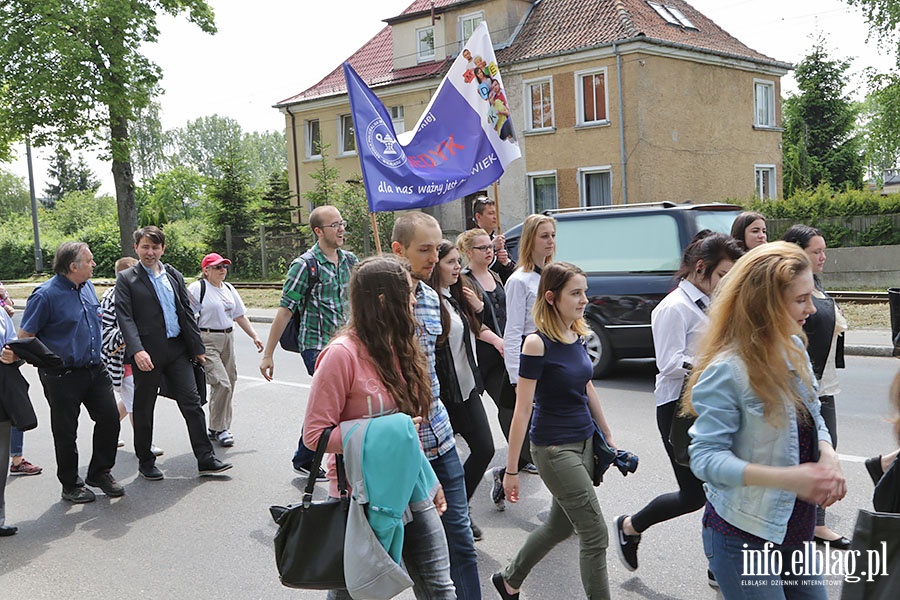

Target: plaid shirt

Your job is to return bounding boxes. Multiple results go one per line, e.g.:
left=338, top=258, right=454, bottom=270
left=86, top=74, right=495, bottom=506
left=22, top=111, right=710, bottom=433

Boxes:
left=280, top=243, right=357, bottom=352
left=414, top=281, right=455, bottom=459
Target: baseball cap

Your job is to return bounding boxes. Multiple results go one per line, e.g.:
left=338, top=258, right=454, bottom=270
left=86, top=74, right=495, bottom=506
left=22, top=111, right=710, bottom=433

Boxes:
left=201, top=253, right=232, bottom=269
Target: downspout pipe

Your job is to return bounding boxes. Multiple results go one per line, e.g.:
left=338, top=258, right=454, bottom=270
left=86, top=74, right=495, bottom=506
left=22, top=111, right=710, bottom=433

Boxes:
left=288, top=109, right=303, bottom=221
left=614, top=42, right=628, bottom=205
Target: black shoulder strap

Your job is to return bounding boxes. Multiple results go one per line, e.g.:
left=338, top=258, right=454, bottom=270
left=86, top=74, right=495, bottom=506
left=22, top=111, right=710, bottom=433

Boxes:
left=301, top=250, right=320, bottom=294
left=199, top=279, right=206, bottom=305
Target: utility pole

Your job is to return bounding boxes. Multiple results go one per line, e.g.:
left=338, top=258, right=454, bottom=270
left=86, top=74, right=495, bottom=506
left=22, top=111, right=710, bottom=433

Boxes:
left=25, top=137, right=43, bottom=273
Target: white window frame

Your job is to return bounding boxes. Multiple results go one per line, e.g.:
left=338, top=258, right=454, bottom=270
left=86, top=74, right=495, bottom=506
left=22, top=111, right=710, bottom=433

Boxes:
left=417, top=26, right=435, bottom=62
left=528, top=170, right=558, bottom=214
left=523, top=77, right=554, bottom=132
left=575, top=68, right=610, bottom=127
left=338, top=114, right=356, bottom=156
left=390, top=105, right=405, bottom=134
left=754, top=79, right=776, bottom=128
left=754, top=164, right=776, bottom=200
left=458, top=11, right=484, bottom=48
left=305, top=119, right=321, bottom=159
left=647, top=2, right=697, bottom=29
left=577, top=166, right=613, bottom=207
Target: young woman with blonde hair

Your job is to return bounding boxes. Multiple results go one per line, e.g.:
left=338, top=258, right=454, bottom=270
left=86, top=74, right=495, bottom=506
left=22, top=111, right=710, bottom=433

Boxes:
left=686, top=241, right=846, bottom=598
left=493, top=261, right=617, bottom=600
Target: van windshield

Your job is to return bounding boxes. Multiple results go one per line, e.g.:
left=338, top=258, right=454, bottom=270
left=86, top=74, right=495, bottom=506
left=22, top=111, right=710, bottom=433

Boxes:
left=556, top=214, right=681, bottom=273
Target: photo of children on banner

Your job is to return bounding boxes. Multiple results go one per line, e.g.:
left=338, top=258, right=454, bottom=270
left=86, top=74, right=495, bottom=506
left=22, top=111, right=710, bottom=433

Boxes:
left=462, top=49, right=515, bottom=142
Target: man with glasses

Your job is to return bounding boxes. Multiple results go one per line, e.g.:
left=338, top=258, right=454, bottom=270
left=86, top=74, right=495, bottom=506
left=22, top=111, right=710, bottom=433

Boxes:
left=471, top=195, right=516, bottom=282
left=259, top=205, right=357, bottom=477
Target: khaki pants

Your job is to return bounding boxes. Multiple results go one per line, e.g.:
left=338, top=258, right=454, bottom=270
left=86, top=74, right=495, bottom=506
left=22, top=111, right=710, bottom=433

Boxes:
left=201, top=331, right=237, bottom=432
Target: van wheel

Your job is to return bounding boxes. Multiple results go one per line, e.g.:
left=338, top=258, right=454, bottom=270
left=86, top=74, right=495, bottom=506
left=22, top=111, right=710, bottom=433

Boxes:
left=586, top=324, right=614, bottom=379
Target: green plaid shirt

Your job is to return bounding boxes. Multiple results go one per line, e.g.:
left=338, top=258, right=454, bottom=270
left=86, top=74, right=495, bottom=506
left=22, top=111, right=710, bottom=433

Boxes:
left=279, top=243, right=358, bottom=352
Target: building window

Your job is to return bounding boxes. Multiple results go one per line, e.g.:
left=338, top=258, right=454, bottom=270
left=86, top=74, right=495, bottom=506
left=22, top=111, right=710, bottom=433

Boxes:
left=524, top=78, right=554, bottom=131
left=754, top=80, right=776, bottom=128
left=305, top=119, right=321, bottom=159
left=647, top=1, right=697, bottom=29
left=417, top=27, right=435, bottom=62
left=575, top=69, right=608, bottom=126
left=529, top=172, right=558, bottom=213
left=459, top=11, right=484, bottom=47
left=390, top=105, right=405, bottom=134
left=755, top=165, right=776, bottom=199
left=579, top=168, right=612, bottom=207
left=339, top=115, right=355, bottom=155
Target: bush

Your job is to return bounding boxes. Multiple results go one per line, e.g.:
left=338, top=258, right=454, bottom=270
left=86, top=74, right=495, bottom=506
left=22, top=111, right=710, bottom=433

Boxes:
left=160, top=218, right=208, bottom=276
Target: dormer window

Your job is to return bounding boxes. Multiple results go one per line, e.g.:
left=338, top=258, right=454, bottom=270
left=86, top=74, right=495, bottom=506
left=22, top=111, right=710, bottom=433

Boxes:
left=647, top=2, right=697, bottom=29
left=417, top=27, right=435, bottom=62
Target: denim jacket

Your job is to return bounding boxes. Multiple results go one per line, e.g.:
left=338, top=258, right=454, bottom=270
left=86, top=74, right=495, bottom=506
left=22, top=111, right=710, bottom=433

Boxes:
left=688, top=338, right=832, bottom=544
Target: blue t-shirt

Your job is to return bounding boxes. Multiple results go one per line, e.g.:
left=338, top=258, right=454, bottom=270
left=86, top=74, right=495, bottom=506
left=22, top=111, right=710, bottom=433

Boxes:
left=519, top=332, right=594, bottom=446
left=20, top=275, right=103, bottom=368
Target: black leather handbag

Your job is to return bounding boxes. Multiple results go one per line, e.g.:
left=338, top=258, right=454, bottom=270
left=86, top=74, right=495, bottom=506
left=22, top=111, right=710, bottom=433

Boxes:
left=270, top=426, right=348, bottom=590
left=840, top=510, right=900, bottom=600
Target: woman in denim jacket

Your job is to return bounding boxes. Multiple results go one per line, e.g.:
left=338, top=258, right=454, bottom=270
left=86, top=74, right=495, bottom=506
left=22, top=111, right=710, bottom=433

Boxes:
left=685, top=242, right=847, bottom=599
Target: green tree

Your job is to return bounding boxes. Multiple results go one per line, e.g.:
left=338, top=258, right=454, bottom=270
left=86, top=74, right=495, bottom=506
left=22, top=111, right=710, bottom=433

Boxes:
left=337, top=178, right=395, bottom=257
left=0, top=1, right=216, bottom=256
left=138, top=165, right=206, bottom=225
left=131, top=100, right=169, bottom=182
left=0, top=168, right=29, bottom=218
left=782, top=40, right=863, bottom=196
left=169, top=115, right=243, bottom=179
left=301, top=143, right=341, bottom=208
left=242, top=130, right=287, bottom=189
left=43, top=146, right=101, bottom=207
left=258, top=170, right=295, bottom=234
left=859, top=72, right=900, bottom=183
left=206, top=138, right=254, bottom=268
left=846, top=1, right=900, bottom=60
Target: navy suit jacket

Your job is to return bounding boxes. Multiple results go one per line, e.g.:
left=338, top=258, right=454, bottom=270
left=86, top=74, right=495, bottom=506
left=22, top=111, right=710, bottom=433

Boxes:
left=115, top=263, right=204, bottom=362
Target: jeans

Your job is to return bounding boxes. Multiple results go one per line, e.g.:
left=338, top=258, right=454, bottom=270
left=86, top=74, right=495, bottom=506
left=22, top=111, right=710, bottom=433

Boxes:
left=327, top=504, right=456, bottom=600
left=430, top=446, right=481, bottom=600
left=38, top=364, right=120, bottom=488
left=504, top=438, right=610, bottom=599
left=631, top=401, right=706, bottom=533
left=292, top=349, right=321, bottom=469
left=703, top=527, right=827, bottom=599
left=9, top=425, right=23, bottom=457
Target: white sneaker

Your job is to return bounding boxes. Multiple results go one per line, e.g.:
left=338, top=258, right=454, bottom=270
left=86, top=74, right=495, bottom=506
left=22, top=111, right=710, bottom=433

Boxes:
left=150, top=445, right=164, bottom=457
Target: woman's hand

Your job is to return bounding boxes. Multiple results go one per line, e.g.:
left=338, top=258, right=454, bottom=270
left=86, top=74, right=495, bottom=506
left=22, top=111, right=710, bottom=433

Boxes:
left=789, top=463, right=845, bottom=506
left=252, top=337, right=264, bottom=352
left=491, top=337, right=504, bottom=356
left=503, top=472, right=519, bottom=503
left=412, top=416, right=423, bottom=431
left=433, top=485, right=447, bottom=516
left=1, top=345, right=18, bottom=365
left=462, top=286, right=484, bottom=313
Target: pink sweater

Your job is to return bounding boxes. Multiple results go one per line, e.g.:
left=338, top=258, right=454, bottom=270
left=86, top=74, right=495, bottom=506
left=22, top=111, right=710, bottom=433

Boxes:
left=303, top=335, right=401, bottom=496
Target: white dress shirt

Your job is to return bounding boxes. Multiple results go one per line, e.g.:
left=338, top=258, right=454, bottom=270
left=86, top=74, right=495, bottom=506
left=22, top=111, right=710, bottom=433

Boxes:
left=651, top=280, right=709, bottom=407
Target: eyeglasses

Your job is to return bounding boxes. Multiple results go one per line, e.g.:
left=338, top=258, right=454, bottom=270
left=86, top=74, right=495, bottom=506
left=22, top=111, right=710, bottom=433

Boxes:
left=323, top=220, right=348, bottom=230
left=471, top=245, right=493, bottom=252
left=209, top=264, right=228, bottom=270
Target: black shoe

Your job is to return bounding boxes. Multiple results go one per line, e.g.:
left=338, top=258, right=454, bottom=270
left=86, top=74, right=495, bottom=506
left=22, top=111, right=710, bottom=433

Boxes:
left=614, top=515, right=641, bottom=571
left=708, top=569, right=719, bottom=589
left=198, top=458, right=232, bottom=476
left=471, top=519, right=483, bottom=542
left=61, top=485, right=96, bottom=504
left=292, top=464, right=328, bottom=482
left=139, top=465, right=164, bottom=481
left=865, top=456, right=884, bottom=485
left=813, top=534, right=852, bottom=550
left=491, top=572, right=519, bottom=600
left=85, top=472, right=125, bottom=497
left=0, top=525, right=18, bottom=537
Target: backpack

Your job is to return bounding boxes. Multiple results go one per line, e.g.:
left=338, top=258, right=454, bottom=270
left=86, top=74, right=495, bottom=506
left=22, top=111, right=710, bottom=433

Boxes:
left=279, top=251, right=320, bottom=353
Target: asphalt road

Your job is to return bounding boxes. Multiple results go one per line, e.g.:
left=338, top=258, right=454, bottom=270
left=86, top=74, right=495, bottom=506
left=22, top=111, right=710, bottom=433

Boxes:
left=1, top=320, right=897, bottom=599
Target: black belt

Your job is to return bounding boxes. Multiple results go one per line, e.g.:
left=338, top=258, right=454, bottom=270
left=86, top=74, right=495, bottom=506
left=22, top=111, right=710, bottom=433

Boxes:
left=200, top=327, right=233, bottom=333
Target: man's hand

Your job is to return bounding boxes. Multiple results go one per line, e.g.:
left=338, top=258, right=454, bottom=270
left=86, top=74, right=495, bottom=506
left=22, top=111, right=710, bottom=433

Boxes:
left=195, top=353, right=206, bottom=365
left=260, top=355, right=275, bottom=381
left=1, top=345, right=18, bottom=365
left=433, top=485, right=447, bottom=516
left=134, top=350, right=154, bottom=372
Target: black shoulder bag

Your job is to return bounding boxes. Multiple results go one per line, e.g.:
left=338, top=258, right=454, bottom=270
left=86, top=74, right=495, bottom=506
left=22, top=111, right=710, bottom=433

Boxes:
left=279, top=251, right=320, bottom=353
left=270, top=426, right=348, bottom=589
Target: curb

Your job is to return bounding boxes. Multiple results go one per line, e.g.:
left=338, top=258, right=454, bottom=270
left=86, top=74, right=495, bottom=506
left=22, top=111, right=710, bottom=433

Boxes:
left=844, top=344, right=896, bottom=358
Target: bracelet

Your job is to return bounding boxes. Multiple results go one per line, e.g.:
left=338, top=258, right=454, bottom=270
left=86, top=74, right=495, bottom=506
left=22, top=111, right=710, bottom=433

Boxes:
left=506, top=471, right=518, bottom=476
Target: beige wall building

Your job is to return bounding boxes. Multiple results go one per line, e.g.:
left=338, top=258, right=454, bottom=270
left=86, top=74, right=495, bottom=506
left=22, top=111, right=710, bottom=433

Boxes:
left=275, top=0, right=789, bottom=233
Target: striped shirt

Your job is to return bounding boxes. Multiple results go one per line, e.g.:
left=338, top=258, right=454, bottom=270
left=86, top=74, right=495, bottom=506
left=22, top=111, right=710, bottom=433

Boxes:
left=100, top=287, right=126, bottom=387
left=279, top=243, right=358, bottom=352
left=414, top=281, right=455, bottom=459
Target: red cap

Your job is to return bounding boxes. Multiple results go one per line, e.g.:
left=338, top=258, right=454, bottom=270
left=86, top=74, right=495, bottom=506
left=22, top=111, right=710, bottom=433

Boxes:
left=201, top=253, right=232, bottom=269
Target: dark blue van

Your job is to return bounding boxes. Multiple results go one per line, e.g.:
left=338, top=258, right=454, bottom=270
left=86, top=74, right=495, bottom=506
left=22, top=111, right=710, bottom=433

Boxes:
left=503, top=202, right=741, bottom=377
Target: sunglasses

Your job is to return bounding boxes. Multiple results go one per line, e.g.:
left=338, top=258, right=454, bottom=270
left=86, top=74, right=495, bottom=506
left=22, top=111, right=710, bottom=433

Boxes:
left=473, top=197, right=494, bottom=206
left=209, top=264, right=228, bottom=270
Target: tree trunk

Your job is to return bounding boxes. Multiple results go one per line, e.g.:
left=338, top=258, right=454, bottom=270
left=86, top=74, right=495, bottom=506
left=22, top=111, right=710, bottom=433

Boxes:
left=110, top=113, right=138, bottom=257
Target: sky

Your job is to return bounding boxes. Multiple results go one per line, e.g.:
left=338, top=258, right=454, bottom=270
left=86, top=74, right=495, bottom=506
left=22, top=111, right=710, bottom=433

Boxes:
left=4, top=0, right=896, bottom=195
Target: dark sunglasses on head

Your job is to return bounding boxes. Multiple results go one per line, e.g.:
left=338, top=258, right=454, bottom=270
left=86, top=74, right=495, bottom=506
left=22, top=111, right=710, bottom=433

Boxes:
left=473, top=197, right=494, bottom=206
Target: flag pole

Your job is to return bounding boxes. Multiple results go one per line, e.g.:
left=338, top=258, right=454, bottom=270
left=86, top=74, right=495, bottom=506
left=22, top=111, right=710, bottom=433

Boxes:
left=493, top=180, right=501, bottom=233
left=370, top=212, right=382, bottom=255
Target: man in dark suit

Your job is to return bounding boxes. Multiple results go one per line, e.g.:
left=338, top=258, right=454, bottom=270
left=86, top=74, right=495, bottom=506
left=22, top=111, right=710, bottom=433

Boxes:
left=116, top=226, right=231, bottom=481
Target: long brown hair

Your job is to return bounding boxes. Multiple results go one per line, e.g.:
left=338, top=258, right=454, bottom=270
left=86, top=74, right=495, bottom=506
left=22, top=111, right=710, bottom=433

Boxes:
left=682, top=242, right=814, bottom=425
left=344, top=256, right=432, bottom=418
left=428, top=240, right=480, bottom=344
left=517, top=214, right=556, bottom=272
left=532, top=262, right=590, bottom=342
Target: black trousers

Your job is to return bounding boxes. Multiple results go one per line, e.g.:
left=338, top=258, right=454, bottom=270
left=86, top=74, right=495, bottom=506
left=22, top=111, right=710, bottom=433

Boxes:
left=630, top=401, right=706, bottom=533
left=132, top=337, right=214, bottom=468
left=817, top=394, right=837, bottom=527
left=38, top=364, right=120, bottom=488
left=445, top=390, right=495, bottom=502
left=479, top=343, right=533, bottom=467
